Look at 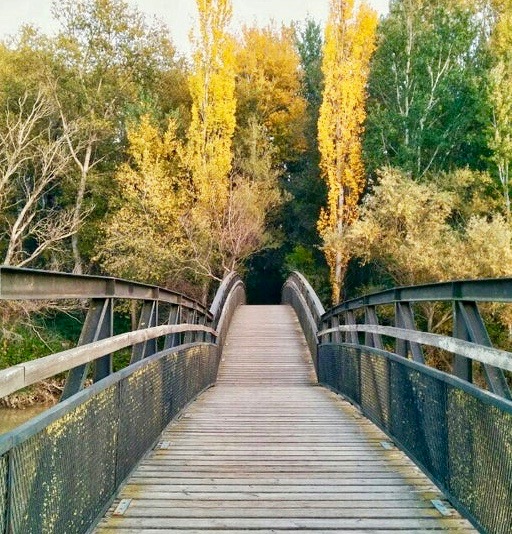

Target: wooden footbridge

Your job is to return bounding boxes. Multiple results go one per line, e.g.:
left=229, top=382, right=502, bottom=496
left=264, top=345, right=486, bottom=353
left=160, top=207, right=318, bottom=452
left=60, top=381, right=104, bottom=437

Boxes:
left=0, top=268, right=511, bottom=533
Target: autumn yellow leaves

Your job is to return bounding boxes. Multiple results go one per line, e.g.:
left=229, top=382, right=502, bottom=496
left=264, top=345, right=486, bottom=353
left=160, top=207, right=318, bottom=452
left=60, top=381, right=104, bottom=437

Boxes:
left=317, top=0, right=378, bottom=303
left=100, top=0, right=305, bottom=298
left=101, top=0, right=380, bottom=304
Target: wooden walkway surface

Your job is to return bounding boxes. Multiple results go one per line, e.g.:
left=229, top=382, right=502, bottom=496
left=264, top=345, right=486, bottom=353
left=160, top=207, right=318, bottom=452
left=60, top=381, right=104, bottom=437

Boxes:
left=96, top=305, right=475, bottom=533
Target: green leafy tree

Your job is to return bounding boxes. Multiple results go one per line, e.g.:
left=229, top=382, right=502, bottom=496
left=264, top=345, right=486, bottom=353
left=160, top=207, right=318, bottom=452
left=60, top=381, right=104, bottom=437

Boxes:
left=486, top=0, right=512, bottom=218
left=295, top=18, right=324, bottom=116
left=47, top=0, right=181, bottom=273
left=341, top=167, right=512, bottom=332
left=365, top=0, right=485, bottom=178
left=343, top=167, right=512, bottom=284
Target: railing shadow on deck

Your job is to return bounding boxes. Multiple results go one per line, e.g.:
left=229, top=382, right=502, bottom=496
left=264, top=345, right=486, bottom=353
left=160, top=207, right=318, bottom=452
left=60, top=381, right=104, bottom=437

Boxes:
left=283, top=271, right=512, bottom=534
left=0, top=267, right=245, bottom=534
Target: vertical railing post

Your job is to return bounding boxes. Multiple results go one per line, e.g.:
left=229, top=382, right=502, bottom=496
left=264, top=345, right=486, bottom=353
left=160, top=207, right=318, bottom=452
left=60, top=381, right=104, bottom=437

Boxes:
left=183, top=307, right=197, bottom=344
left=395, top=302, right=424, bottom=363
left=331, top=315, right=341, bottom=344
left=198, top=311, right=208, bottom=343
left=164, top=304, right=180, bottom=349
left=453, top=301, right=473, bottom=383
left=365, top=306, right=383, bottom=349
left=93, top=298, right=114, bottom=382
left=454, top=301, right=511, bottom=399
left=61, top=297, right=114, bottom=400
left=131, top=300, right=158, bottom=363
left=345, top=310, right=358, bottom=344
left=395, top=302, right=407, bottom=358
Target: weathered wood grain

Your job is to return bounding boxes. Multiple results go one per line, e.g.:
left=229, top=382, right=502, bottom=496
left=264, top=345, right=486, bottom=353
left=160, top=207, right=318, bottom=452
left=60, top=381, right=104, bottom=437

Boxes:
left=95, top=305, right=476, bottom=533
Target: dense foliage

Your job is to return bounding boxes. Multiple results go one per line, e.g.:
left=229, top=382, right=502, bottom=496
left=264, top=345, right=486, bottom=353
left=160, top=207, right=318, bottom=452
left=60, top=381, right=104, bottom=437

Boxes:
left=0, top=0, right=511, bottom=313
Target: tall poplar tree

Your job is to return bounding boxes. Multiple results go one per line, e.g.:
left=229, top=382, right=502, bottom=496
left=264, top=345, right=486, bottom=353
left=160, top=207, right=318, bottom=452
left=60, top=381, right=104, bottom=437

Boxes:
left=188, top=0, right=236, bottom=209
left=317, top=0, right=377, bottom=303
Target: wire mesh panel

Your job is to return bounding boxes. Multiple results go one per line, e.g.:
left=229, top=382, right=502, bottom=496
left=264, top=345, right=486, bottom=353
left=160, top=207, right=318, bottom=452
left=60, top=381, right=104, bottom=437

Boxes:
left=117, top=361, right=165, bottom=484
left=447, top=387, right=512, bottom=534
left=8, top=387, right=118, bottom=533
left=318, top=342, right=512, bottom=534
left=0, top=342, right=219, bottom=534
left=116, top=344, right=218, bottom=484
left=318, top=345, right=360, bottom=405
left=389, top=361, right=449, bottom=488
left=0, top=454, right=7, bottom=534
left=360, top=352, right=390, bottom=429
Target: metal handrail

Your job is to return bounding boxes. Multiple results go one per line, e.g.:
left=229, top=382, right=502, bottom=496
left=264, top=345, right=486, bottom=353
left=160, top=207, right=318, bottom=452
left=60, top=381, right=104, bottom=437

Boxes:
left=0, top=268, right=247, bottom=534
left=323, top=277, right=512, bottom=321
left=282, top=271, right=325, bottom=376
left=319, top=276, right=512, bottom=399
left=284, top=271, right=325, bottom=322
left=0, top=324, right=217, bottom=398
left=0, top=266, right=211, bottom=318
left=0, top=267, right=246, bottom=399
left=318, top=324, right=512, bottom=373
left=210, top=272, right=246, bottom=349
left=281, top=271, right=512, bottom=533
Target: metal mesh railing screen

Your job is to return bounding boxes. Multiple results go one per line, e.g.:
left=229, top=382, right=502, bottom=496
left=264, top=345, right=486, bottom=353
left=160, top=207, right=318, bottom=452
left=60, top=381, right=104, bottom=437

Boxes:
left=318, top=343, right=512, bottom=534
left=282, top=285, right=319, bottom=372
left=0, top=343, right=219, bottom=534
left=8, top=389, right=118, bottom=533
left=0, top=455, right=7, bottom=533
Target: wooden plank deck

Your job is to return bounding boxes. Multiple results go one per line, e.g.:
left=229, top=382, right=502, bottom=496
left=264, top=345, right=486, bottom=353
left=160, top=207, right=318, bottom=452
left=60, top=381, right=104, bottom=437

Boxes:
left=95, top=305, right=476, bottom=533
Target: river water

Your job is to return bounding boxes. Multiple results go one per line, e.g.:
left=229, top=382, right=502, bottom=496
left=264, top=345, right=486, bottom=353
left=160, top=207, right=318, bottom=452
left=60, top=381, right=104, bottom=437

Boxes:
left=0, top=404, right=53, bottom=435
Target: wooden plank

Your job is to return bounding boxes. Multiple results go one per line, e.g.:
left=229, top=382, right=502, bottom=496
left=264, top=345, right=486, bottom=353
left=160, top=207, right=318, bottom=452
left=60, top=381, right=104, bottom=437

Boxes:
left=95, top=305, right=476, bottom=533
left=119, top=490, right=440, bottom=501
left=116, top=507, right=448, bottom=519
left=122, top=499, right=433, bottom=509
left=97, top=530, right=468, bottom=534
left=99, top=517, right=472, bottom=529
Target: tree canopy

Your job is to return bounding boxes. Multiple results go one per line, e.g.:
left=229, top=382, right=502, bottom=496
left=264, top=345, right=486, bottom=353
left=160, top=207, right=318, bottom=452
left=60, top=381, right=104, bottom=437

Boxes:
left=0, top=0, right=511, bottom=308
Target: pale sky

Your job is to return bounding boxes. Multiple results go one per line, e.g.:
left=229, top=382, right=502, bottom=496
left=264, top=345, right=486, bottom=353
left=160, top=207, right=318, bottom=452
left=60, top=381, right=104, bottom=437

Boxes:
left=0, top=0, right=390, bottom=55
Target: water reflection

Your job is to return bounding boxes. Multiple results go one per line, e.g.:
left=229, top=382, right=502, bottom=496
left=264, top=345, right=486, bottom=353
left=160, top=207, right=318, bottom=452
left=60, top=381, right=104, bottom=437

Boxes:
left=0, top=404, right=53, bottom=435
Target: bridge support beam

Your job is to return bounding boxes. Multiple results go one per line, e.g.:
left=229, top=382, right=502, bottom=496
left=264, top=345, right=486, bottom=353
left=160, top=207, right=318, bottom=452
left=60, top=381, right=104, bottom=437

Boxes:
left=61, top=298, right=113, bottom=400
left=344, top=311, right=359, bottom=345
left=365, top=306, right=383, bottom=349
left=131, top=301, right=159, bottom=363
left=164, top=304, right=181, bottom=349
left=395, top=302, right=424, bottom=363
left=453, top=301, right=511, bottom=399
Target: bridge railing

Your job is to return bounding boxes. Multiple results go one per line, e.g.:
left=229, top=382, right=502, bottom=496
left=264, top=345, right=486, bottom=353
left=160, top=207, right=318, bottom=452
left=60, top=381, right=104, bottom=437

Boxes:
left=210, top=271, right=246, bottom=350
left=283, top=273, right=512, bottom=534
left=321, top=278, right=512, bottom=399
left=0, top=267, right=245, bottom=534
left=282, top=271, right=325, bottom=373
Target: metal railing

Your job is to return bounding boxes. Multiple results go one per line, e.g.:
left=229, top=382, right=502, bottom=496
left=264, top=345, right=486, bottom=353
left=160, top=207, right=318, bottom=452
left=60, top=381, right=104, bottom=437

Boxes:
left=321, top=278, right=512, bottom=399
left=283, top=273, right=512, bottom=534
left=0, top=267, right=246, bottom=534
left=282, top=271, right=325, bottom=374
left=210, top=271, right=246, bottom=350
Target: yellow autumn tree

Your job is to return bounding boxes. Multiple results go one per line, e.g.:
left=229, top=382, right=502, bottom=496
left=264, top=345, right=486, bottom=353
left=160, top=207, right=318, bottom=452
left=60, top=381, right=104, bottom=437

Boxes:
left=317, top=0, right=377, bottom=304
left=188, top=0, right=236, bottom=209
left=235, top=24, right=307, bottom=162
left=99, top=115, right=190, bottom=285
